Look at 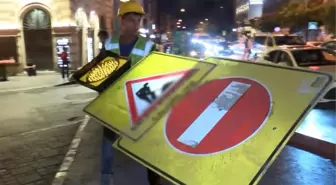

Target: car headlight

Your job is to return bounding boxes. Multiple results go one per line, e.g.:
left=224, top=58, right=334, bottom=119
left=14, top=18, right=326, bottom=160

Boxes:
left=204, top=50, right=214, bottom=56
left=215, top=46, right=224, bottom=51
left=190, top=51, right=197, bottom=56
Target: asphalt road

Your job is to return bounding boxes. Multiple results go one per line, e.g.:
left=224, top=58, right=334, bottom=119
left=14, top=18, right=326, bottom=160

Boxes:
left=296, top=108, right=336, bottom=144
left=0, top=85, right=97, bottom=185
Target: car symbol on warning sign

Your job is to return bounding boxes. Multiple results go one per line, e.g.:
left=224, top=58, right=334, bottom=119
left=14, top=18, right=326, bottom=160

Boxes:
left=164, top=77, right=272, bottom=155
left=125, top=70, right=189, bottom=123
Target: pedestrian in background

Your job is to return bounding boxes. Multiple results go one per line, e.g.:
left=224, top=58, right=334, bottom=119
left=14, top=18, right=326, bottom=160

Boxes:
left=98, top=30, right=109, bottom=55
left=243, top=34, right=253, bottom=61
left=60, top=47, right=70, bottom=80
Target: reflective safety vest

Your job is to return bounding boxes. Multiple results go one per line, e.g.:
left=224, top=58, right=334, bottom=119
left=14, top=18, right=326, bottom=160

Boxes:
left=105, top=35, right=154, bottom=66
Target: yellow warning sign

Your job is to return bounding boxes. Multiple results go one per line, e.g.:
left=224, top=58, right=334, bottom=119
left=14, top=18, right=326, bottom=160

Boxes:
left=72, top=51, right=129, bottom=92
left=80, top=57, right=122, bottom=84
left=84, top=52, right=216, bottom=136
left=114, top=57, right=333, bottom=185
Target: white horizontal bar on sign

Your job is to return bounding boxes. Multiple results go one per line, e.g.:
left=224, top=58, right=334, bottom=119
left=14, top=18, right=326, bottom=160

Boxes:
left=177, top=81, right=251, bottom=148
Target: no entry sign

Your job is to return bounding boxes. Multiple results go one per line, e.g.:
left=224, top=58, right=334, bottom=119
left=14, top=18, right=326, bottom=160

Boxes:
left=165, top=77, right=272, bottom=155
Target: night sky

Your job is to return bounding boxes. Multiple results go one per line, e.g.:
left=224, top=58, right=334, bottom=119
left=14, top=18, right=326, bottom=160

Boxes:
left=159, top=0, right=235, bottom=32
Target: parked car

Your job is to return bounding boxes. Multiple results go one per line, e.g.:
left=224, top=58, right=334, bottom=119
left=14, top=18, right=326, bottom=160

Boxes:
left=256, top=47, right=336, bottom=108
left=161, top=41, right=174, bottom=54
left=320, top=39, right=336, bottom=52
left=307, top=41, right=323, bottom=47
left=229, top=33, right=308, bottom=60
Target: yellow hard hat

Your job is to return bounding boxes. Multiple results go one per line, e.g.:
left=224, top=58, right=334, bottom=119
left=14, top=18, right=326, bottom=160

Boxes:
left=118, top=0, right=145, bottom=17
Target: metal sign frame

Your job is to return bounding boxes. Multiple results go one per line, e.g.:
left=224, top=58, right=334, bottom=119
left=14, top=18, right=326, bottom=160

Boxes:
left=72, top=51, right=130, bottom=92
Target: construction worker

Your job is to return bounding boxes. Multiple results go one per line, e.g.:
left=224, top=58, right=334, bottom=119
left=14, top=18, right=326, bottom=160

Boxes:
left=105, top=1, right=155, bottom=66
left=98, top=30, right=109, bottom=54
left=101, top=1, right=160, bottom=185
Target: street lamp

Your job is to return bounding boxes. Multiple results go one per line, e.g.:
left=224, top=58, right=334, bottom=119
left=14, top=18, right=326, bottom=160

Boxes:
left=182, top=26, right=186, bottom=29
left=205, top=18, right=208, bottom=21
left=220, top=6, right=223, bottom=9
left=180, top=8, right=185, bottom=12
left=177, top=22, right=180, bottom=25
left=178, top=19, right=182, bottom=22
left=177, top=25, right=181, bottom=28
left=200, top=21, right=204, bottom=24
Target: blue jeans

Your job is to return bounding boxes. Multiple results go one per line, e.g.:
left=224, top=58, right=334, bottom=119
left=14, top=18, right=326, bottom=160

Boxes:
left=101, top=127, right=117, bottom=185
left=100, top=127, right=161, bottom=185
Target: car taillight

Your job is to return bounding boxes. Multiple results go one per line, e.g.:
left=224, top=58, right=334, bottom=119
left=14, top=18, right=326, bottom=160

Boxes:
left=309, top=66, right=320, bottom=70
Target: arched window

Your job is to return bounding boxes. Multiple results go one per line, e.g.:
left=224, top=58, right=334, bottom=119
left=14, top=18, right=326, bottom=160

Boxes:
left=75, top=8, right=87, bottom=27
left=99, top=16, right=106, bottom=30
left=23, top=9, right=51, bottom=30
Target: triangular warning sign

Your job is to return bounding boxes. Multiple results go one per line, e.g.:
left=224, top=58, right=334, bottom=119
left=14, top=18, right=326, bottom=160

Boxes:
left=125, top=70, right=189, bottom=123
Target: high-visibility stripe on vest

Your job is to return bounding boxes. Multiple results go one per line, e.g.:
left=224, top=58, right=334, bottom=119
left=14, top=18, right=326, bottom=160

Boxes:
left=105, top=35, right=154, bottom=66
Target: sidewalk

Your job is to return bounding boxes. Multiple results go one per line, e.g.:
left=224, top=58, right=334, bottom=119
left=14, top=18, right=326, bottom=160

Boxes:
left=52, top=117, right=336, bottom=185
left=52, top=118, right=168, bottom=185
left=0, top=71, right=68, bottom=93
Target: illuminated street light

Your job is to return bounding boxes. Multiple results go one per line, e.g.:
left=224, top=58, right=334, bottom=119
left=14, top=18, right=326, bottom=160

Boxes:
left=182, top=26, right=186, bottom=29
left=205, top=18, right=208, bottom=21
left=177, top=25, right=181, bottom=28
left=178, top=19, right=182, bottom=22
left=180, top=8, right=185, bottom=12
left=200, top=21, right=204, bottom=24
left=177, top=22, right=180, bottom=24
left=220, top=6, right=223, bottom=8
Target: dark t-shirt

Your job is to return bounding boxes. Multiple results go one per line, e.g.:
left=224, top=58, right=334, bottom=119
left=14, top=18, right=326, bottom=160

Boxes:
left=120, top=38, right=138, bottom=57
left=61, top=52, right=68, bottom=61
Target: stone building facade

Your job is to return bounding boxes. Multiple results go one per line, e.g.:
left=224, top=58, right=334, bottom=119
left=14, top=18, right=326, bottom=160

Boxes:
left=235, top=0, right=263, bottom=24
left=0, top=0, right=114, bottom=73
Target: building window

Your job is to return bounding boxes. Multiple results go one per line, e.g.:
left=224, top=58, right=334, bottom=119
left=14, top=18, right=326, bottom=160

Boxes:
left=23, top=9, right=51, bottom=30
left=0, top=37, right=18, bottom=63
left=99, top=16, right=106, bottom=30
left=254, top=36, right=267, bottom=45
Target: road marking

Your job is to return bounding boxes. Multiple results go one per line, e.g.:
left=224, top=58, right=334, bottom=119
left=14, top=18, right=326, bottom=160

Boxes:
left=0, top=122, right=82, bottom=140
left=52, top=115, right=90, bottom=185
left=21, top=122, right=82, bottom=136
left=177, top=81, right=251, bottom=147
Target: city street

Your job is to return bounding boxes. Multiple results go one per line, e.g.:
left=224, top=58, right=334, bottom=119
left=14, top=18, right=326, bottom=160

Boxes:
left=0, top=0, right=335, bottom=184
left=0, top=85, right=97, bottom=185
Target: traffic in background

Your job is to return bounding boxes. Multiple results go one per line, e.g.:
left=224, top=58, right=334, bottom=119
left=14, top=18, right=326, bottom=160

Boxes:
left=141, top=28, right=335, bottom=109
left=143, top=27, right=335, bottom=62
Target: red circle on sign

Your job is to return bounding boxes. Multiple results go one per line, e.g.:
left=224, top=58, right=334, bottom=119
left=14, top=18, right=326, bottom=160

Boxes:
left=164, top=77, right=272, bottom=155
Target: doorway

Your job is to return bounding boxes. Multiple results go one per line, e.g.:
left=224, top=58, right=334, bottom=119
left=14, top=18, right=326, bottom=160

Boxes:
left=23, top=8, right=53, bottom=70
